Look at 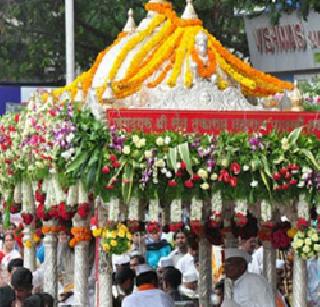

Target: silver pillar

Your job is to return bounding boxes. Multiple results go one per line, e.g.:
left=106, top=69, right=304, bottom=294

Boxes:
left=199, top=236, right=212, bottom=307
left=292, top=253, right=307, bottom=307
left=98, top=252, right=113, bottom=307
left=65, top=0, right=75, bottom=83
left=43, top=227, right=58, bottom=301
left=262, top=241, right=276, bottom=297
left=23, top=226, right=36, bottom=272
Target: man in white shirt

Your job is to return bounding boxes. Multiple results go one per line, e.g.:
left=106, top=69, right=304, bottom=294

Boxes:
left=224, top=248, right=275, bottom=307
left=1, top=233, right=21, bottom=269
left=168, top=231, right=187, bottom=266
left=122, top=264, right=174, bottom=307
left=176, top=237, right=198, bottom=275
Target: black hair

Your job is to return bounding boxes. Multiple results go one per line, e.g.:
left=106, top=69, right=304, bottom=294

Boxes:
left=173, top=230, right=188, bottom=241
left=231, top=212, right=258, bottom=240
left=11, top=267, right=33, bottom=291
left=23, top=292, right=54, bottom=307
left=162, top=267, right=182, bottom=289
left=115, top=267, right=135, bottom=285
left=0, top=286, right=15, bottom=307
left=130, top=254, right=145, bottom=264
left=215, top=279, right=225, bottom=292
left=187, top=235, right=199, bottom=251
left=7, top=258, right=24, bottom=273
left=136, top=271, right=158, bottom=287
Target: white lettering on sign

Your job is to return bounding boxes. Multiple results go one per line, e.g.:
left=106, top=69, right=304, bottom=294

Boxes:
left=254, top=24, right=320, bottom=54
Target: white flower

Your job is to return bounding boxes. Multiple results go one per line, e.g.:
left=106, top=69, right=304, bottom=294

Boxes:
left=305, top=238, right=312, bottom=246
left=155, top=159, right=165, bottom=168
left=311, top=234, right=319, bottom=242
left=35, top=161, right=44, bottom=168
left=211, top=173, right=218, bottom=181
left=297, top=181, right=305, bottom=188
left=296, top=239, right=304, bottom=247
left=66, top=133, right=75, bottom=143
left=144, top=150, right=153, bottom=159
left=156, top=137, right=164, bottom=146
left=303, top=245, right=310, bottom=253
left=166, top=171, right=172, bottom=178
left=138, top=138, right=145, bottom=147
left=132, top=135, right=139, bottom=143
left=281, top=138, right=290, bottom=150
left=164, top=136, right=171, bottom=145
left=250, top=180, right=258, bottom=188
left=161, top=167, right=167, bottom=173
left=123, top=145, right=131, bottom=155
left=243, top=165, right=249, bottom=172
left=176, top=162, right=181, bottom=169
left=314, top=244, right=320, bottom=251
left=201, top=183, right=209, bottom=190
left=198, top=169, right=208, bottom=179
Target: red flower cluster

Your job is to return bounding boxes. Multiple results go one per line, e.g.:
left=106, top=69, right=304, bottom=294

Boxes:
left=273, top=164, right=299, bottom=191
left=271, top=229, right=291, bottom=250
left=21, top=212, right=33, bottom=225
left=190, top=220, right=202, bottom=235
left=169, top=222, right=183, bottom=232
left=146, top=221, right=160, bottom=234
left=128, top=220, right=141, bottom=233
left=218, top=164, right=240, bottom=188
left=234, top=212, right=248, bottom=227
left=296, top=217, right=309, bottom=230
left=209, top=211, right=222, bottom=228
left=77, top=203, right=90, bottom=219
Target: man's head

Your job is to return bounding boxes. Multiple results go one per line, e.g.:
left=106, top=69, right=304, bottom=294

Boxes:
left=23, top=293, right=54, bottom=307
left=239, top=236, right=257, bottom=255
left=183, top=270, right=198, bottom=291
left=162, top=267, right=182, bottom=291
left=11, top=267, right=33, bottom=302
left=174, top=231, right=187, bottom=252
left=7, top=258, right=23, bottom=278
left=115, top=267, right=135, bottom=295
left=187, top=237, right=199, bottom=264
left=4, top=233, right=15, bottom=252
left=0, top=286, right=15, bottom=307
left=224, top=249, right=250, bottom=281
left=135, top=264, right=158, bottom=287
left=129, top=254, right=145, bottom=270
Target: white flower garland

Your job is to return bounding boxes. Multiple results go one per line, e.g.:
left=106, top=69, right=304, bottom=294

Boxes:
left=108, top=197, right=120, bottom=222
left=190, top=197, right=202, bottom=221
left=14, top=182, right=22, bottom=204
left=66, top=182, right=79, bottom=206
left=128, top=197, right=139, bottom=221
left=234, top=199, right=248, bottom=216
left=22, top=180, right=34, bottom=213
left=170, top=199, right=182, bottom=223
left=297, top=193, right=309, bottom=221
left=261, top=199, right=272, bottom=222
left=211, top=190, right=222, bottom=221
left=78, top=181, right=89, bottom=204
left=149, top=198, right=159, bottom=222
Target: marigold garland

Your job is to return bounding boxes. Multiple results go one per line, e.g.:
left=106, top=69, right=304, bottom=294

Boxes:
left=42, top=225, right=66, bottom=235
left=191, top=48, right=216, bottom=79
left=184, top=53, right=193, bottom=88
left=147, top=59, right=173, bottom=88
left=69, top=226, right=91, bottom=248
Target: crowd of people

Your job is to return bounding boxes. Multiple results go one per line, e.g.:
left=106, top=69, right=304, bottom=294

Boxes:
left=0, top=218, right=319, bottom=306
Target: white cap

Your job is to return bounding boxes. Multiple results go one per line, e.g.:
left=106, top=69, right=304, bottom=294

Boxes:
left=135, top=264, right=154, bottom=276
left=113, top=254, right=130, bottom=265
left=158, top=257, right=174, bottom=268
left=225, top=248, right=251, bottom=263
left=183, top=270, right=198, bottom=283
left=276, top=259, right=285, bottom=269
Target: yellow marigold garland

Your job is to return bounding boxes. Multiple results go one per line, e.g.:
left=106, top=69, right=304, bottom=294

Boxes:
left=184, top=53, right=193, bottom=88
left=108, top=14, right=166, bottom=82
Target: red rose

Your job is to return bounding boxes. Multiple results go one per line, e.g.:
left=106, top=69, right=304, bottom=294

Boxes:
left=112, top=161, right=121, bottom=168
left=104, top=185, right=114, bottom=190
left=289, top=179, right=297, bottom=185
left=35, top=190, right=45, bottom=204
left=192, top=175, right=201, bottom=181
left=184, top=180, right=194, bottom=189
left=21, top=212, right=33, bottom=225
left=229, top=176, right=238, bottom=187
left=102, top=165, right=110, bottom=174
left=168, top=180, right=177, bottom=187
left=90, top=216, right=98, bottom=227
left=78, top=203, right=90, bottom=219
left=180, top=161, right=186, bottom=169
left=281, top=183, right=289, bottom=190
left=230, top=162, right=241, bottom=175
left=48, top=205, right=59, bottom=219
left=175, top=170, right=182, bottom=177
left=110, top=154, right=117, bottom=162
left=36, top=203, right=45, bottom=220
left=280, top=167, right=288, bottom=175
left=272, top=172, right=281, bottom=181
left=284, top=171, right=291, bottom=181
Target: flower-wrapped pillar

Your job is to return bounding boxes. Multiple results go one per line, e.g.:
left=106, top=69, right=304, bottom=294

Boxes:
left=43, top=221, right=58, bottom=301
left=73, top=215, right=90, bottom=306
left=22, top=181, right=36, bottom=271
left=198, top=198, right=212, bottom=307
left=292, top=254, right=307, bottom=307
left=262, top=241, right=276, bottom=296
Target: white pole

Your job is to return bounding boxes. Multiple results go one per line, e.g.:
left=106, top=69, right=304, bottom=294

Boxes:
left=65, top=0, right=75, bottom=84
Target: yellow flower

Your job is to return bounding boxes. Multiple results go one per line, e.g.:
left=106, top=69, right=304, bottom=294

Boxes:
left=111, top=231, right=117, bottom=239
left=102, top=243, right=110, bottom=251
left=111, top=240, right=117, bottom=247
left=33, top=234, right=40, bottom=243
left=119, top=224, right=128, bottom=233
left=127, top=233, right=132, bottom=240
left=92, top=228, right=102, bottom=237
left=24, top=240, right=33, bottom=249
left=118, top=230, right=126, bottom=238
left=304, top=238, right=312, bottom=246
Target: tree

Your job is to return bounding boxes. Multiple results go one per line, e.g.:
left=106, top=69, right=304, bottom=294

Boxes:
left=0, top=0, right=319, bottom=83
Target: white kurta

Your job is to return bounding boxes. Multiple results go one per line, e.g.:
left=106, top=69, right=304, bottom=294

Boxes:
left=168, top=249, right=186, bottom=267
left=233, top=272, right=275, bottom=307
left=248, top=247, right=263, bottom=275
left=1, top=249, right=21, bottom=269
left=176, top=253, right=196, bottom=275
left=122, top=289, right=175, bottom=307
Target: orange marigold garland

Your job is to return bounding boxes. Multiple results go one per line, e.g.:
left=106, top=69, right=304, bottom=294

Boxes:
left=191, top=48, right=216, bottom=79
left=42, top=225, right=66, bottom=235
left=69, top=226, right=91, bottom=248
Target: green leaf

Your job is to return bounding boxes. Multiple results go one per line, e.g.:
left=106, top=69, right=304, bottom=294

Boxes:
left=122, top=164, right=134, bottom=204
left=299, top=148, right=320, bottom=170
left=260, top=170, right=271, bottom=192
left=66, top=151, right=89, bottom=173
left=178, top=143, right=193, bottom=175
left=167, top=147, right=177, bottom=172
left=261, top=156, right=272, bottom=177
left=288, top=127, right=303, bottom=146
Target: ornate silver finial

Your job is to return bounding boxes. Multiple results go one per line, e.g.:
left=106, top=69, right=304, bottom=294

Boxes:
left=102, top=81, right=114, bottom=103
left=195, top=30, right=208, bottom=58
left=123, top=8, right=136, bottom=33
left=182, top=0, right=198, bottom=20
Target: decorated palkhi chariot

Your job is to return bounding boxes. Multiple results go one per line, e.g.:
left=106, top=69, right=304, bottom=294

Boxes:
left=1, top=0, right=320, bottom=306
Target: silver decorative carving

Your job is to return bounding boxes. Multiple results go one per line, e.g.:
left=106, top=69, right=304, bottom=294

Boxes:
left=23, top=226, right=36, bottom=272
left=293, top=253, right=307, bottom=307
left=262, top=241, right=276, bottom=298
left=43, top=223, right=58, bottom=301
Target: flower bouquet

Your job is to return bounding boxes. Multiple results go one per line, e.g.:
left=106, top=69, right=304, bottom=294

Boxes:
left=292, top=227, right=320, bottom=259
